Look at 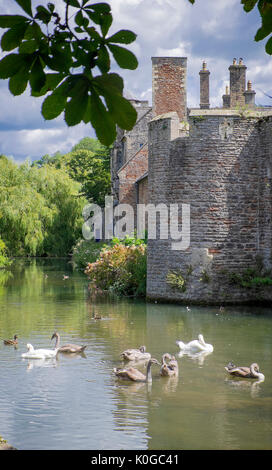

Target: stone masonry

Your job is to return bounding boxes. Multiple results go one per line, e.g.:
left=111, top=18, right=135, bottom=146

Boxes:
left=147, top=108, right=272, bottom=304
left=111, top=56, right=272, bottom=304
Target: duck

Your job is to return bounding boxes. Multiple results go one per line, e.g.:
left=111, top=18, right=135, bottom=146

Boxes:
left=176, top=334, right=214, bottom=353
left=51, top=331, right=87, bottom=354
left=120, top=345, right=151, bottom=362
left=21, top=343, right=58, bottom=359
left=114, top=358, right=160, bottom=382
left=92, top=312, right=102, bottom=320
left=160, top=353, right=179, bottom=377
left=225, top=362, right=265, bottom=381
left=3, top=334, right=18, bottom=345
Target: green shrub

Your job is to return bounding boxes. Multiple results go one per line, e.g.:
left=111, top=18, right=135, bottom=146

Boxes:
left=71, top=238, right=106, bottom=270
left=85, top=243, right=147, bottom=297
left=228, top=267, right=272, bottom=288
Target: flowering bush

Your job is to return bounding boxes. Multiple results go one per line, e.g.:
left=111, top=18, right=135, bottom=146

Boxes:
left=85, top=243, right=146, bottom=297
left=71, top=238, right=106, bottom=270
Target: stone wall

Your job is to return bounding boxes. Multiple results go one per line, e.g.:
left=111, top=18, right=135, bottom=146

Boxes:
left=111, top=102, right=152, bottom=205
left=147, top=109, right=272, bottom=304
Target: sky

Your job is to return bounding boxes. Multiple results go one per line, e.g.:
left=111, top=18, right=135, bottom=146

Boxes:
left=0, top=0, right=271, bottom=163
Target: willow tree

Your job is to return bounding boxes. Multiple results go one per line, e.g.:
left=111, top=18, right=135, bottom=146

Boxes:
left=0, top=155, right=87, bottom=256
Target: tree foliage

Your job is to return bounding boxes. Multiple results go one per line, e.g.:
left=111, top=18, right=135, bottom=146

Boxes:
left=189, top=1, right=272, bottom=55
left=0, top=155, right=87, bottom=256
left=0, top=238, right=11, bottom=268
left=0, top=1, right=138, bottom=145
left=32, top=137, right=111, bottom=205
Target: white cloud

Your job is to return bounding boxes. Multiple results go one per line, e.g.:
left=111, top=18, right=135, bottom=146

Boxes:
left=0, top=0, right=271, bottom=161
left=0, top=125, right=95, bottom=161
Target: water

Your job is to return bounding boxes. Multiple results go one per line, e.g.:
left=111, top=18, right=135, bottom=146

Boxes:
left=0, top=259, right=272, bottom=450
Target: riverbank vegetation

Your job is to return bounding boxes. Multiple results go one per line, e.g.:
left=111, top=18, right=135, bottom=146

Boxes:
left=0, top=138, right=110, bottom=258
left=0, top=238, right=11, bottom=268
left=84, top=235, right=147, bottom=297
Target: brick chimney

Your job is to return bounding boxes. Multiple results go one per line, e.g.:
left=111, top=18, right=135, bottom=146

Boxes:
left=229, top=57, right=247, bottom=108
left=199, top=61, right=210, bottom=109
left=152, top=57, right=187, bottom=121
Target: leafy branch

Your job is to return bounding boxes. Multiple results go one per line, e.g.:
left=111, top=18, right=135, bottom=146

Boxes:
left=0, top=0, right=138, bottom=145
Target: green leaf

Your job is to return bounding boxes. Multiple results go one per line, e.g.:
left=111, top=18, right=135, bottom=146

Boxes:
left=75, top=11, right=89, bottom=28
left=104, top=93, right=137, bottom=130
left=45, top=46, right=72, bottom=72
left=84, top=3, right=112, bottom=28
left=107, top=44, right=138, bottom=69
left=15, top=0, right=33, bottom=17
left=93, top=73, right=124, bottom=95
left=85, top=3, right=111, bottom=14
left=65, top=87, right=89, bottom=126
left=1, top=22, right=29, bottom=51
left=35, top=6, right=52, bottom=24
left=0, top=53, right=27, bottom=79
left=0, top=15, right=29, bottom=28
left=47, top=3, right=55, bottom=13
left=63, top=0, right=80, bottom=7
left=31, top=72, right=65, bottom=96
left=265, top=35, right=272, bottom=54
left=19, top=39, right=38, bottom=54
left=255, top=24, right=271, bottom=41
left=29, top=56, right=46, bottom=92
left=100, top=13, right=112, bottom=37
left=8, top=65, right=29, bottom=95
left=107, top=30, right=137, bottom=44
left=241, top=0, right=258, bottom=12
left=24, top=22, right=43, bottom=41
left=42, top=92, right=67, bottom=120
left=96, top=45, right=110, bottom=73
left=88, top=91, right=116, bottom=146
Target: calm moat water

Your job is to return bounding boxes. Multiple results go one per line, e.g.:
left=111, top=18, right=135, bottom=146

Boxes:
left=0, top=259, right=272, bottom=450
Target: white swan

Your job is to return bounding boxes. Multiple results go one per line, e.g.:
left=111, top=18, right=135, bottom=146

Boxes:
left=176, top=334, right=214, bottom=353
left=21, top=343, right=59, bottom=359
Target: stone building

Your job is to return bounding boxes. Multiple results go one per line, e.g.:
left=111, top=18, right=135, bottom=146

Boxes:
left=111, top=56, right=272, bottom=304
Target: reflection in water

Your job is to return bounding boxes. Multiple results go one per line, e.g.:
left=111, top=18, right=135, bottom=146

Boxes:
left=160, top=376, right=179, bottom=395
left=0, top=268, right=13, bottom=286
left=224, top=377, right=265, bottom=398
left=0, top=259, right=272, bottom=450
left=178, top=350, right=213, bottom=365
left=23, top=357, right=58, bottom=370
